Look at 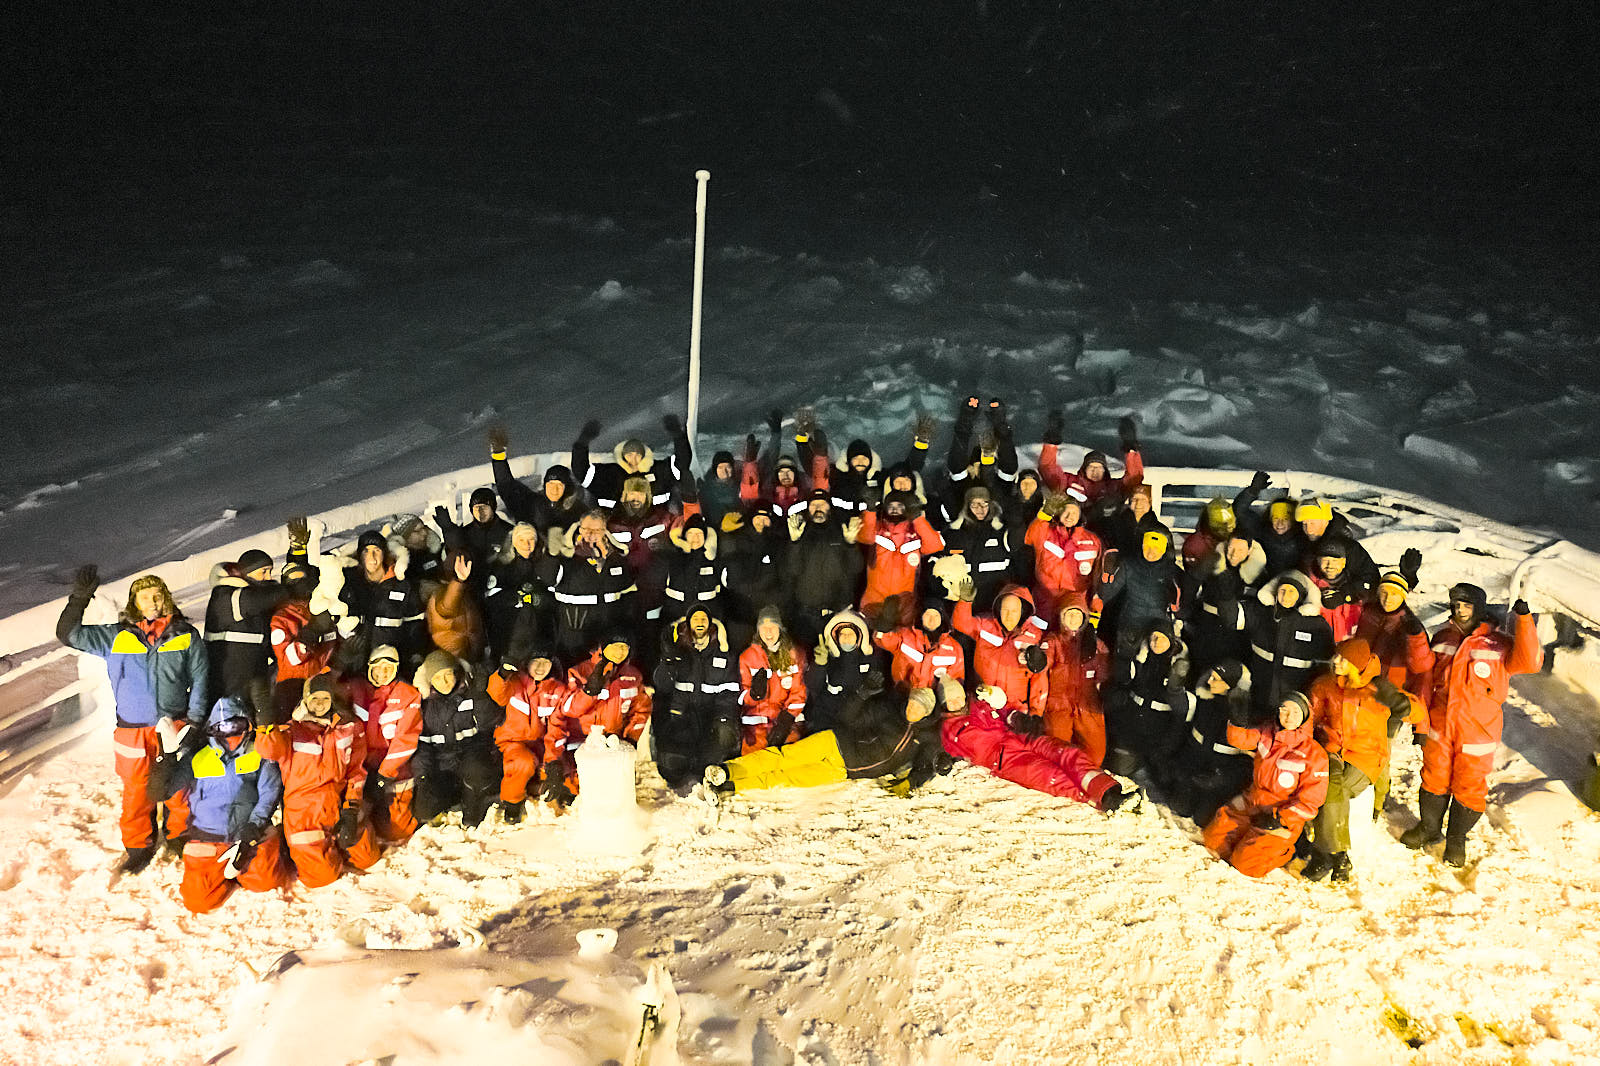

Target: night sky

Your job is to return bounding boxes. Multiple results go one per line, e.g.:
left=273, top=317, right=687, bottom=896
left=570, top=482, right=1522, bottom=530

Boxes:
left=11, top=3, right=1598, bottom=236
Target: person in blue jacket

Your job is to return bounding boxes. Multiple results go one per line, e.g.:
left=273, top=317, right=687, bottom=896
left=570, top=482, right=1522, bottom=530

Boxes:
left=161, top=696, right=289, bottom=912
left=56, top=566, right=210, bottom=874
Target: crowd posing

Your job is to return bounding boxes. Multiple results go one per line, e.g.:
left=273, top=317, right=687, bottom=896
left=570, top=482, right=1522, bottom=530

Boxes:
left=57, top=397, right=1540, bottom=912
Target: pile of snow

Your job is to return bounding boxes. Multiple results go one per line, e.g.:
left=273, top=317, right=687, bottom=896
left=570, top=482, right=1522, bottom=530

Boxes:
left=568, top=731, right=652, bottom=856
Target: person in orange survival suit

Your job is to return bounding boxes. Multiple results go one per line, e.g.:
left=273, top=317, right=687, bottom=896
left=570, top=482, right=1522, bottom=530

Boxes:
left=1041, top=593, right=1110, bottom=766
left=351, top=644, right=422, bottom=843
left=1203, top=691, right=1330, bottom=879
left=854, top=490, right=944, bottom=628
left=1401, top=584, right=1539, bottom=867
left=544, top=632, right=652, bottom=806
left=256, top=672, right=380, bottom=888
left=736, top=606, right=809, bottom=755
left=485, top=642, right=570, bottom=822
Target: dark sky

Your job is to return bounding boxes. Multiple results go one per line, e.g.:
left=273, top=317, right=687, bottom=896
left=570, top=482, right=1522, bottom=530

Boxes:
left=9, top=2, right=1599, bottom=233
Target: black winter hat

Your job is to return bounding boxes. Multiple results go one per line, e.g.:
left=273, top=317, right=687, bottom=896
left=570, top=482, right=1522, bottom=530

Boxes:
left=357, top=530, right=387, bottom=553
left=543, top=465, right=573, bottom=488
left=1083, top=449, right=1108, bottom=471
left=1316, top=538, right=1349, bottom=560
left=1449, top=582, right=1487, bottom=609
left=1022, top=644, right=1048, bottom=674
left=882, top=489, right=917, bottom=515
left=1147, top=619, right=1177, bottom=646
left=236, top=548, right=273, bottom=574
left=1210, top=659, right=1244, bottom=689
left=846, top=439, right=873, bottom=462
left=470, top=487, right=498, bottom=511
left=808, top=489, right=831, bottom=505
left=710, top=449, right=736, bottom=473
left=682, top=513, right=708, bottom=535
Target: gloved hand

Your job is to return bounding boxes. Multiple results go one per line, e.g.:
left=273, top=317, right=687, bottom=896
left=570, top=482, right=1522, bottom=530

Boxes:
left=496, top=659, right=520, bottom=681
left=336, top=805, right=362, bottom=848
left=766, top=408, right=784, bottom=435
left=1513, top=598, right=1531, bottom=616
left=1251, top=809, right=1281, bottom=831
left=956, top=577, right=977, bottom=603
left=1117, top=415, right=1139, bottom=453
left=1006, top=711, right=1045, bottom=736
left=913, top=412, right=938, bottom=446
left=372, top=772, right=398, bottom=793
left=70, top=564, right=99, bottom=600
left=748, top=669, right=770, bottom=702
left=576, top=419, right=602, bottom=446
left=433, top=504, right=453, bottom=529
left=287, top=516, right=311, bottom=550
left=793, top=406, right=817, bottom=441
left=147, top=751, right=183, bottom=802
left=1321, top=585, right=1342, bottom=608
left=1249, top=470, right=1271, bottom=494
left=1412, top=728, right=1428, bottom=748
left=934, top=751, right=955, bottom=775
left=1226, top=700, right=1255, bottom=728
left=1041, top=491, right=1069, bottom=520
left=872, top=595, right=905, bottom=632
left=859, top=669, right=887, bottom=699
left=955, top=395, right=980, bottom=431
left=766, top=711, right=795, bottom=749
left=584, top=663, right=614, bottom=697
left=300, top=611, right=337, bottom=642
left=743, top=433, right=760, bottom=463
left=1399, top=547, right=1422, bottom=586
left=239, top=820, right=267, bottom=848
left=661, top=413, right=682, bottom=435
left=1042, top=410, right=1064, bottom=447
left=987, top=397, right=1009, bottom=435
left=542, top=775, right=576, bottom=807
left=488, top=424, right=510, bottom=456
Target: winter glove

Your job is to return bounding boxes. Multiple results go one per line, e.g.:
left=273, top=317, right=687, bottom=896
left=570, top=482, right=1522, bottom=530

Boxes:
left=584, top=663, right=614, bottom=697
left=872, top=595, right=905, bottom=633
left=1249, top=470, right=1271, bottom=494
left=300, top=611, right=337, bottom=642
left=496, top=659, right=520, bottom=682
left=793, top=406, right=817, bottom=441
left=239, top=820, right=267, bottom=849
left=748, top=669, right=770, bottom=703
left=859, top=669, right=887, bottom=699
left=488, top=424, right=509, bottom=457
left=765, top=711, right=796, bottom=749
left=955, top=395, right=980, bottom=432
left=766, top=408, right=784, bottom=436
left=1251, top=810, right=1281, bottom=831
left=336, top=805, right=362, bottom=848
left=147, top=751, right=184, bottom=802
left=1321, top=585, right=1343, bottom=608
left=987, top=397, right=1010, bottom=435
left=1513, top=598, right=1531, bottom=616
left=1007, top=711, right=1045, bottom=736
left=1041, top=410, right=1064, bottom=447
left=743, top=433, right=760, bottom=463
left=913, top=412, right=938, bottom=448
left=1041, top=491, right=1069, bottom=520
left=1412, top=727, right=1429, bottom=747
left=70, top=564, right=99, bottom=600
left=576, top=419, right=602, bottom=446
left=371, top=771, right=398, bottom=793
left=1117, top=415, right=1139, bottom=453
left=287, top=516, right=311, bottom=551
left=1399, top=547, right=1422, bottom=587
left=955, top=577, right=978, bottom=603
left=934, top=751, right=955, bottom=776
left=433, top=504, right=453, bottom=529
left=542, top=775, right=576, bottom=807
left=661, top=413, right=682, bottom=436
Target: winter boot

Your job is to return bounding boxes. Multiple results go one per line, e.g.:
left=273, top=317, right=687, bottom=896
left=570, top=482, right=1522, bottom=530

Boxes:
left=1329, top=852, right=1353, bottom=883
left=1300, top=848, right=1334, bottom=882
left=500, top=800, right=525, bottom=825
left=702, top=763, right=734, bottom=794
left=1098, top=785, right=1126, bottom=813
left=1400, top=790, right=1448, bottom=850
left=1442, top=800, right=1483, bottom=868
left=118, top=847, right=156, bottom=875
left=1293, top=833, right=1314, bottom=862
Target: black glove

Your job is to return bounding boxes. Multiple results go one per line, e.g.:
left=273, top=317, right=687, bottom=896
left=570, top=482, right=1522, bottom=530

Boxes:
left=371, top=772, right=397, bottom=793
left=299, top=611, right=337, bottom=642
left=1249, top=470, right=1271, bottom=494
left=239, top=820, right=267, bottom=849
left=496, top=659, right=520, bottom=681
left=336, top=805, right=362, bottom=848
left=542, top=775, right=576, bottom=806
left=287, top=516, right=311, bottom=549
left=859, top=669, right=887, bottom=699
left=1007, top=710, right=1045, bottom=736
left=433, top=504, right=453, bottom=529
left=1513, top=598, right=1530, bottom=616
left=661, top=413, right=682, bottom=435
left=1117, top=415, right=1139, bottom=453
left=987, top=398, right=1009, bottom=434
left=147, top=751, right=183, bottom=803
left=749, top=669, right=770, bottom=702
left=1399, top=547, right=1422, bottom=587
left=765, top=711, right=795, bottom=749
left=955, top=395, right=980, bottom=431
left=488, top=424, right=509, bottom=455
left=1251, top=810, right=1281, bottom=831
left=1321, top=585, right=1342, bottom=608
left=583, top=663, right=613, bottom=697
left=576, top=419, right=602, bottom=446
left=766, top=408, right=784, bottom=435
left=70, top=564, right=99, bottom=600
left=934, top=751, right=955, bottom=775
left=1226, top=700, right=1254, bottom=728
left=743, top=433, right=760, bottom=463
left=1412, top=729, right=1428, bottom=748
left=1042, top=410, right=1064, bottom=447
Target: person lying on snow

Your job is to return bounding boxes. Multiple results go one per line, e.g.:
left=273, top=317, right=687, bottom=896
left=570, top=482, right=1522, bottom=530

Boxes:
left=941, top=685, right=1126, bottom=811
left=702, top=673, right=954, bottom=796
left=1202, top=691, right=1329, bottom=880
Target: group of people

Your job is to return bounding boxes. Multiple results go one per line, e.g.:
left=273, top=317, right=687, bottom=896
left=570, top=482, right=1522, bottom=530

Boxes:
left=56, top=396, right=1541, bottom=911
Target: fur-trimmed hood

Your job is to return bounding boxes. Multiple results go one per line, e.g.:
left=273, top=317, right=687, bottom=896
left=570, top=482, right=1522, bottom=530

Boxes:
left=1258, top=570, right=1321, bottom=616
left=834, top=447, right=883, bottom=478
left=613, top=439, right=657, bottom=473
left=669, top=523, right=718, bottom=559
left=548, top=516, right=624, bottom=559
left=1199, top=538, right=1268, bottom=586
left=666, top=610, right=729, bottom=653
left=818, top=608, right=871, bottom=664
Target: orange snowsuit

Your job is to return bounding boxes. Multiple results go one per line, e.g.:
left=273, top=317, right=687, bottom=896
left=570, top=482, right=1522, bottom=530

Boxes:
left=1305, top=666, right=1419, bottom=786
left=855, top=510, right=943, bottom=626
left=426, top=573, right=484, bottom=663
left=952, top=585, right=1047, bottom=713
left=874, top=627, right=965, bottom=689
left=1024, top=518, right=1102, bottom=620
left=1203, top=718, right=1329, bottom=878
left=1042, top=626, right=1110, bottom=766
left=738, top=640, right=809, bottom=753
left=486, top=671, right=570, bottom=803
left=549, top=655, right=652, bottom=789
left=352, top=679, right=423, bottom=841
left=1420, top=612, right=1539, bottom=811
left=257, top=711, right=380, bottom=888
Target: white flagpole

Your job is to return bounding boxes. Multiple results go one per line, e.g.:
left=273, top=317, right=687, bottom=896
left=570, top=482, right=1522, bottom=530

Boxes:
left=687, top=169, right=710, bottom=452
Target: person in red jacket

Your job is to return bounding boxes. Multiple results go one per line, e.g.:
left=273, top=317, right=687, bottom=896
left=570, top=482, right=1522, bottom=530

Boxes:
left=1042, top=593, right=1110, bottom=766
left=872, top=602, right=966, bottom=690
left=1202, top=691, right=1330, bottom=879
left=951, top=580, right=1047, bottom=713
left=485, top=644, right=570, bottom=823
left=737, top=606, right=809, bottom=754
left=1352, top=556, right=1433, bottom=816
left=266, top=558, right=337, bottom=725
left=1401, top=585, right=1540, bottom=866
left=855, top=491, right=944, bottom=628
left=256, top=672, right=381, bottom=888
left=1024, top=497, right=1104, bottom=622
left=941, top=686, right=1125, bottom=810
left=1038, top=413, right=1145, bottom=511
left=352, top=645, right=422, bottom=843
left=546, top=634, right=652, bottom=804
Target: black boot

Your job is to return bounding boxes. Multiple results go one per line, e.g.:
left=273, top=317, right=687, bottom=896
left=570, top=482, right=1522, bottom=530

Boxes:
left=118, top=847, right=155, bottom=875
left=1098, top=785, right=1126, bottom=813
left=501, top=799, right=525, bottom=825
left=1442, top=800, right=1483, bottom=867
left=1400, top=790, right=1448, bottom=849
left=1301, top=848, right=1334, bottom=882
left=1329, top=852, right=1353, bottom=883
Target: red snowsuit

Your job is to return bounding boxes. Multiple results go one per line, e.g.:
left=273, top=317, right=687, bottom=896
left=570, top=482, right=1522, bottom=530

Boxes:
left=1039, top=444, right=1144, bottom=507
left=941, top=697, right=1116, bottom=806
left=352, top=679, right=423, bottom=841
left=1202, top=718, right=1329, bottom=878
left=257, top=713, right=380, bottom=888
left=855, top=510, right=944, bottom=627
left=1354, top=605, right=1434, bottom=695
left=1024, top=519, right=1102, bottom=621
left=549, top=655, right=652, bottom=789
left=874, top=627, right=965, bottom=688
left=1419, top=612, right=1539, bottom=811
left=952, top=585, right=1047, bottom=712
left=486, top=671, right=570, bottom=803
left=1308, top=571, right=1363, bottom=643
left=737, top=640, right=809, bottom=753
left=1042, top=626, right=1110, bottom=766
left=269, top=602, right=336, bottom=684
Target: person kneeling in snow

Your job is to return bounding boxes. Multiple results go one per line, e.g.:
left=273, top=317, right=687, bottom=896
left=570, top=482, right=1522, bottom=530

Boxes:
left=545, top=633, right=652, bottom=807
left=485, top=643, right=570, bottom=823
left=411, top=651, right=502, bottom=829
left=163, top=696, right=290, bottom=913
left=1202, top=692, right=1329, bottom=879
left=942, top=686, right=1125, bottom=811
left=256, top=672, right=381, bottom=888
left=703, top=674, right=953, bottom=796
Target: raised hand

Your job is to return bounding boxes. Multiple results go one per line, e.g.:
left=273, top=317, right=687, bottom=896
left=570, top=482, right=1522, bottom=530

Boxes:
left=287, top=516, right=311, bottom=548
left=1117, top=415, right=1139, bottom=453
left=576, top=419, right=602, bottom=445
left=1042, top=410, right=1064, bottom=446
left=488, top=424, right=509, bottom=455
left=70, top=564, right=100, bottom=599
